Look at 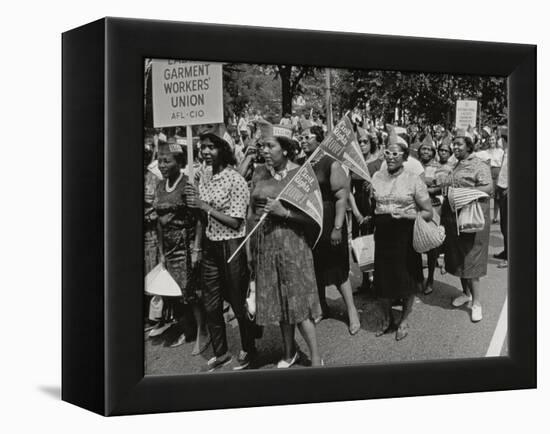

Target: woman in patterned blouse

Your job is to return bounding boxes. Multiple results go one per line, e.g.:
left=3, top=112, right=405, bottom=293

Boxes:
left=440, top=132, right=493, bottom=322
left=185, top=132, right=262, bottom=372
left=370, top=135, right=433, bottom=341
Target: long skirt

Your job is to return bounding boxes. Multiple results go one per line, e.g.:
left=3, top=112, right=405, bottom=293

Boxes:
left=251, top=218, right=322, bottom=326
left=374, top=214, right=423, bottom=299
left=441, top=199, right=490, bottom=278
left=144, top=229, right=158, bottom=274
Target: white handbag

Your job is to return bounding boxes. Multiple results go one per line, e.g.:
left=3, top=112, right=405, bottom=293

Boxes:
left=245, top=280, right=256, bottom=320
left=351, top=234, right=375, bottom=271
left=458, top=200, right=485, bottom=233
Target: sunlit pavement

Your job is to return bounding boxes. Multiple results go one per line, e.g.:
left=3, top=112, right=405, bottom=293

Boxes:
left=145, top=219, right=507, bottom=375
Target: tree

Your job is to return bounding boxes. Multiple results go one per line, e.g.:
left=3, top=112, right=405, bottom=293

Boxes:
left=332, top=69, right=507, bottom=128
left=274, top=65, right=318, bottom=115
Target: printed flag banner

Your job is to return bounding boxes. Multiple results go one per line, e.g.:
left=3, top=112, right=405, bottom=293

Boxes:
left=319, top=117, right=371, bottom=181
left=279, top=162, right=324, bottom=245
left=448, top=187, right=489, bottom=211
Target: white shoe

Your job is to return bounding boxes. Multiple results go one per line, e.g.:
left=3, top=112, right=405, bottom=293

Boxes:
left=277, top=352, right=299, bottom=368
left=148, top=322, right=173, bottom=337
left=452, top=294, right=472, bottom=307
left=471, top=304, right=483, bottom=322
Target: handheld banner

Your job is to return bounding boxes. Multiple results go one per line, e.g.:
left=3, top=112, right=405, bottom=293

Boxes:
left=319, top=117, right=371, bottom=181
left=278, top=162, right=324, bottom=245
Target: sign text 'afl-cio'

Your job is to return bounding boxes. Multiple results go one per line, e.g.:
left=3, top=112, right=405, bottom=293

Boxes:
left=152, top=60, right=223, bottom=128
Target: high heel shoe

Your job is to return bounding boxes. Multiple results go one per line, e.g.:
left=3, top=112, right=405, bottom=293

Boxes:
left=395, top=323, right=409, bottom=341
left=375, top=322, right=396, bottom=337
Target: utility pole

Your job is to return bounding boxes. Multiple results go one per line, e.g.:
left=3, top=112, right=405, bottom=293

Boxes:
left=325, top=68, right=333, bottom=132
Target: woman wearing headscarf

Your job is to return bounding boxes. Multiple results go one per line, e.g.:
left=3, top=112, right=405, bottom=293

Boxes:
left=304, top=126, right=361, bottom=335
left=153, top=140, right=210, bottom=353
left=440, top=131, right=492, bottom=322
left=417, top=136, right=441, bottom=295
left=371, top=134, right=433, bottom=340
left=248, top=132, right=322, bottom=368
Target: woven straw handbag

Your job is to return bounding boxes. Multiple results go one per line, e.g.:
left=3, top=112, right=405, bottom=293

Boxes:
left=413, top=214, right=446, bottom=253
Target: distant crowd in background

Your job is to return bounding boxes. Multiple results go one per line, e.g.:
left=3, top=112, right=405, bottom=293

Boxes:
left=143, top=106, right=509, bottom=372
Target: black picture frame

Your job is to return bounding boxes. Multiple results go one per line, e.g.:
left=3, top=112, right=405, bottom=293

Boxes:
left=62, top=17, right=536, bottom=416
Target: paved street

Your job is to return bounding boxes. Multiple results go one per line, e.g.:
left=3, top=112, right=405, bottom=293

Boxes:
left=145, top=216, right=507, bottom=375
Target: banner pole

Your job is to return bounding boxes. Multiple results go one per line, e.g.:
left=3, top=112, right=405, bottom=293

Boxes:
left=227, top=146, right=323, bottom=263
left=186, top=125, right=194, bottom=182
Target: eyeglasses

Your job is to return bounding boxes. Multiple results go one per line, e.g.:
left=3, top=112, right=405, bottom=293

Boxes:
left=359, top=139, right=369, bottom=144
left=383, top=150, right=404, bottom=158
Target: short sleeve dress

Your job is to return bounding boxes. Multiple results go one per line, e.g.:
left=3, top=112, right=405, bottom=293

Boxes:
left=249, top=165, right=322, bottom=326
left=371, top=168, right=429, bottom=299
left=441, top=154, right=493, bottom=278
left=312, top=155, right=350, bottom=286
left=153, top=174, right=199, bottom=303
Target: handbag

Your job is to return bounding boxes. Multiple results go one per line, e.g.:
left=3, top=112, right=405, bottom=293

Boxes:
left=458, top=200, right=485, bottom=233
left=413, top=214, right=446, bottom=253
left=351, top=234, right=375, bottom=271
left=148, top=295, right=164, bottom=321
left=245, top=280, right=256, bottom=320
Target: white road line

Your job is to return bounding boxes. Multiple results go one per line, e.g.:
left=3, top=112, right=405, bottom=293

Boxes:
left=486, top=296, right=508, bottom=357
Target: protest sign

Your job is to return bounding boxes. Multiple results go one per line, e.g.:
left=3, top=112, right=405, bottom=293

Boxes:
left=455, top=100, right=478, bottom=130
left=319, top=116, right=371, bottom=181
left=279, top=162, right=324, bottom=245
left=152, top=60, right=223, bottom=128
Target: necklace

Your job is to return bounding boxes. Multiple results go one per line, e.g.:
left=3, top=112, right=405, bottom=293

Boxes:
left=165, top=172, right=184, bottom=193
left=269, top=162, right=289, bottom=181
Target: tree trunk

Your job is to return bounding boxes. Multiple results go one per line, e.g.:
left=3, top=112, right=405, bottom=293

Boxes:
left=279, top=65, right=292, bottom=115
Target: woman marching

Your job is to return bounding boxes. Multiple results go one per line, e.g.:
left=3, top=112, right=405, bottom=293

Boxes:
left=248, top=127, right=323, bottom=368
left=441, top=130, right=492, bottom=322
left=486, top=134, right=504, bottom=223
left=417, top=135, right=441, bottom=295
left=371, top=133, right=433, bottom=340
left=303, top=125, right=361, bottom=335
left=184, top=131, right=262, bottom=372
left=153, top=139, right=210, bottom=353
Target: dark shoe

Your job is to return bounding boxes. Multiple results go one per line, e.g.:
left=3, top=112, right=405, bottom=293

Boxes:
left=493, top=251, right=507, bottom=260
left=207, top=353, right=233, bottom=372
left=191, top=333, right=211, bottom=356
left=233, top=350, right=256, bottom=371
left=423, top=280, right=434, bottom=295
left=375, top=322, right=397, bottom=337
left=497, top=260, right=508, bottom=269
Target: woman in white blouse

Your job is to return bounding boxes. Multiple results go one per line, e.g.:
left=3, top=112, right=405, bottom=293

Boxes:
left=370, top=135, right=433, bottom=341
left=486, top=135, right=504, bottom=223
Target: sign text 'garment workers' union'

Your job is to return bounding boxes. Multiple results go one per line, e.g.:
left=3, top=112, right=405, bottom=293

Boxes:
left=152, top=60, right=223, bottom=127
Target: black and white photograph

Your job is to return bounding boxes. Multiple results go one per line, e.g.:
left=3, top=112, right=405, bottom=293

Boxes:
left=5, top=0, right=543, bottom=428
left=143, top=59, right=510, bottom=374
